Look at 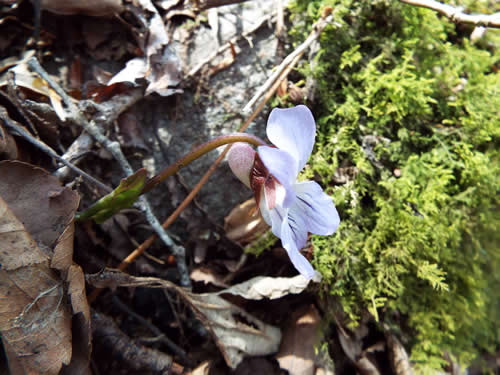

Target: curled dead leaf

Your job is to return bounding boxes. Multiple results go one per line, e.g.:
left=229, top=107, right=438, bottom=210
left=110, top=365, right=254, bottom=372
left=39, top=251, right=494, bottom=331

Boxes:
left=385, top=329, right=414, bottom=375
left=337, top=322, right=381, bottom=375
left=106, top=0, right=182, bottom=97
left=0, top=54, right=69, bottom=121
left=218, top=273, right=321, bottom=300
left=224, top=198, right=269, bottom=245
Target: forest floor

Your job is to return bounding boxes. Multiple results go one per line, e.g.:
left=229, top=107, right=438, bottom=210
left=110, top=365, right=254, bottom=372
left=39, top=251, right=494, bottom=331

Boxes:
left=0, top=1, right=497, bottom=375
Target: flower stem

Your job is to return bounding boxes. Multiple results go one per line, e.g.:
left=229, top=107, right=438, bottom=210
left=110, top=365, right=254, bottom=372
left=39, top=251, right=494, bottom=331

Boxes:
left=142, top=133, right=265, bottom=194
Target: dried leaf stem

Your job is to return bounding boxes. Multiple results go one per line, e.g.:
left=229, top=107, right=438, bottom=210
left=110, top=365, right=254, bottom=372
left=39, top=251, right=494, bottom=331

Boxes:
left=142, top=133, right=266, bottom=193
left=399, top=0, right=500, bottom=28
left=195, top=0, right=251, bottom=11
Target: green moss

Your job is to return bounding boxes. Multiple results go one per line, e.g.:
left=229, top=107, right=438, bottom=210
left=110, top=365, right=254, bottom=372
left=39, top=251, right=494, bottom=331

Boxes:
left=289, top=0, right=500, bottom=372
left=244, top=229, right=278, bottom=257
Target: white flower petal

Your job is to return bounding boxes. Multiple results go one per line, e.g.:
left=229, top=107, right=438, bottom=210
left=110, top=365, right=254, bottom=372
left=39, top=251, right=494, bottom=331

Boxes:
left=259, top=193, right=273, bottom=227
left=259, top=193, right=315, bottom=279
left=286, top=247, right=316, bottom=280
left=266, top=105, right=316, bottom=174
left=293, top=181, right=340, bottom=235
left=280, top=215, right=315, bottom=280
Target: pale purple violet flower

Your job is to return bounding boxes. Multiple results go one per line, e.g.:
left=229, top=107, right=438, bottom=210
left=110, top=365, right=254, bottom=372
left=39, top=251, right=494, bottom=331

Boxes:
left=227, top=105, right=340, bottom=279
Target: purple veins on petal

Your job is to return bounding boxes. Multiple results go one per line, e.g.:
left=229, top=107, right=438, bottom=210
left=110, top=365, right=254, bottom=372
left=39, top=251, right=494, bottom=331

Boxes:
left=293, top=181, right=340, bottom=235
left=279, top=213, right=315, bottom=280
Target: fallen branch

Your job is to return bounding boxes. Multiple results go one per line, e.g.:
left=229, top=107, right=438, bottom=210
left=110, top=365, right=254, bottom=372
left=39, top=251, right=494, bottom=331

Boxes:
left=399, top=0, right=500, bottom=28
left=92, top=310, right=183, bottom=375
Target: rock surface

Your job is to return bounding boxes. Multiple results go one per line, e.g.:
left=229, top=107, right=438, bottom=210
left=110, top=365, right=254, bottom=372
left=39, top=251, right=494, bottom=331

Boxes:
left=136, top=1, right=282, bottom=235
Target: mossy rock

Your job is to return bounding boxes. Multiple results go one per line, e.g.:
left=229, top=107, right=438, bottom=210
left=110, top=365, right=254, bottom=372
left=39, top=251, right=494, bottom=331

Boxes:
left=288, top=0, right=500, bottom=372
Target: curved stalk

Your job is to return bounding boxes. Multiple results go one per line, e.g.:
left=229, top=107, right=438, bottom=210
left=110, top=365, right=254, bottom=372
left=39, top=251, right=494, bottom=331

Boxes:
left=142, top=133, right=265, bottom=194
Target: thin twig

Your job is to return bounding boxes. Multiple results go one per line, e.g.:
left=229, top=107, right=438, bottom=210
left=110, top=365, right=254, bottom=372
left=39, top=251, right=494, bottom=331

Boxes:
left=0, top=107, right=112, bottom=192
left=5, top=72, right=39, bottom=136
left=400, top=0, right=500, bottom=28
left=243, top=14, right=339, bottom=112
left=195, top=0, right=251, bottom=11
left=26, top=57, right=191, bottom=288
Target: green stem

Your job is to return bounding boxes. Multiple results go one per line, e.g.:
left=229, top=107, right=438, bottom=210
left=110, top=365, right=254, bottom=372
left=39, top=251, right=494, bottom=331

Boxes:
left=142, top=133, right=266, bottom=194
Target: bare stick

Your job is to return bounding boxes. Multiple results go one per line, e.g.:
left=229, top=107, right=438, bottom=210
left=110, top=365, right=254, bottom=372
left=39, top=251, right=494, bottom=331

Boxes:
left=243, top=14, right=339, bottom=112
left=26, top=57, right=191, bottom=288
left=399, top=0, right=500, bottom=28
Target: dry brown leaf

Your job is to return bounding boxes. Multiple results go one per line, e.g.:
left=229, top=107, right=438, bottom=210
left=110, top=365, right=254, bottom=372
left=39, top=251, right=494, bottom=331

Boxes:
left=0, top=194, right=73, bottom=374
left=0, top=57, right=69, bottom=121
left=276, top=305, right=321, bottom=375
left=219, top=273, right=320, bottom=300
left=0, top=122, right=18, bottom=160
left=224, top=198, right=269, bottom=245
left=0, top=161, right=90, bottom=375
left=187, top=290, right=281, bottom=369
left=190, top=266, right=230, bottom=288
left=337, top=322, right=381, bottom=375
left=188, top=360, right=211, bottom=375
left=385, top=330, right=414, bottom=375
left=40, top=0, right=123, bottom=16
left=86, top=268, right=281, bottom=369
left=107, top=0, right=182, bottom=96
left=0, top=161, right=78, bottom=247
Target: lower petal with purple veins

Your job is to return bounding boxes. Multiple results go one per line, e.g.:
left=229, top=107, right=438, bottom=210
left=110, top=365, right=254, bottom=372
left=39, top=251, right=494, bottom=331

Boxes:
left=293, top=181, right=340, bottom=235
left=280, top=215, right=315, bottom=280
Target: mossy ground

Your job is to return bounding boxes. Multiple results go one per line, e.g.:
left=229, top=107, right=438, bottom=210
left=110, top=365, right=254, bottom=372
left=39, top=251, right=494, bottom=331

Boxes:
left=287, top=0, right=500, bottom=372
